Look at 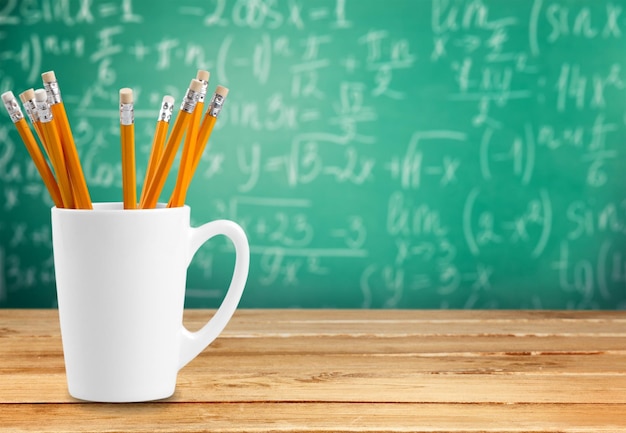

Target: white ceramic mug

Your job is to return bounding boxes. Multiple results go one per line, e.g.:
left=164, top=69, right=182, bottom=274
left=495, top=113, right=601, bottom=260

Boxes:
left=51, top=203, right=249, bottom=402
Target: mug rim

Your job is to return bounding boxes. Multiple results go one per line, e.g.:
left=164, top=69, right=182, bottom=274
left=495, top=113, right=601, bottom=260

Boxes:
left=52, top=202, right=190, bottom=213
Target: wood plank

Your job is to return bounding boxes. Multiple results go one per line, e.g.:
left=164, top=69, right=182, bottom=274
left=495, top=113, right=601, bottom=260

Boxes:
left=2, top=332, right=625, bottom=356
left=7, top=337, right=621, bottom=354
left=1, top=310, right=625, bottom=406
left=5, top=308, right=625, bottom=324
left=3, top=353, right=625, bottom=404
left=4, top=352, right=625, bottom=374
left=191, top=309, right=626, bottom=336
left=8, top=372, right=626, bottom=404
left=209, top=335, right=626, bottom=355
left=3, top=310, right=626, bottom=338
left=211, top=309, right=626, bottom=322
left=2, top=309, right=624, bottom=433
left=0, top=403, right=624, bottom=433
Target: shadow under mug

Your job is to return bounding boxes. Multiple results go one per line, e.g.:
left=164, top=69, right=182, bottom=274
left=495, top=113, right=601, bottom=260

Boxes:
left=51, top=203, right=249, bottom=402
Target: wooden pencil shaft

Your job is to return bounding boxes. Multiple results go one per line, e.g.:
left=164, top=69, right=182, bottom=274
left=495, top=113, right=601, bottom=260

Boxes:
left=194, top=113, right=217, bottom=164
left=15, top=119, right=63, bottom=207
left=140, top=95, right=174, bottom=204
left=21, top=98, right=47, bottom=152
left=27, top=117, right=49, bottom=158
left=179, top=114, right=212, bottom=202
left=119, top=88, right=136, bottom=209
left=33, top=122, right=46, bottom=151
left=3, top=92, right=62, bottom=207
left=194, top=86, right=228, bottom=159
left=168, top=74, right=209, bottom=207
left=121, top=124, right=136, bottom=209
left=40, top=119, right=75, bottom=208
left=173, top=87, right=228, bottom=204
left=33, top=90, right=75, bottom=208
left=140, top=111, right=191, bottom=208
left=168, top=101, right=203, bottom=208
left=19, top=91, right=50, bottom=157
left=50, top=103, right=92, bottom=209
left=140, top=120, right=168, bottom=204
left=45, top=73, right=92, bottom=209
left=140, top=81, right=202, bottom=208
left=30, top=121, right=48, bottom=158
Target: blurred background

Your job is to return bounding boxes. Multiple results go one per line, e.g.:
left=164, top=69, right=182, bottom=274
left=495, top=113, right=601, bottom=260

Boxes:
left=1, top=0, right=625, bottom=309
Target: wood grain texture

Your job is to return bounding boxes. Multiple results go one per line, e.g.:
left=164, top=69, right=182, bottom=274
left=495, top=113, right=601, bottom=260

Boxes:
left=1, top=403, right=626, bottom=433
left=0, top=309, right=624, bottom=432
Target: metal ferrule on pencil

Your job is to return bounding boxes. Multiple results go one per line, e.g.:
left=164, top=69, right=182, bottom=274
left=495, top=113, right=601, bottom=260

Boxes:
left=35, top=100, right=53, bottom=123
left=22, top=99, right=40, bottom=124
left=180, top=88, right=201, bottom=114
left=120, top=103, right=134, bottom=125
left=207, top=93, right=226, bottom=118
left=2, top=96, right=24, bottom=123
left=197, top=81, right=208, bottom=103
left=44, top=81, right=62, bottom=105
left=158, top=99, right=174, bottom=122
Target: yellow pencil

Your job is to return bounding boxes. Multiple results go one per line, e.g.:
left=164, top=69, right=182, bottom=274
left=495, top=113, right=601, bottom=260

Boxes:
left=119, top=88, right=136, bottom=209
left=19, top=89, right=50, bottom=159
left=139, top=95, right=174, bottom=205
left=168, top=70, right=209, bottom=208
left=194, top=86, right=228, bottom=171
left=42, top=71, right=92, bottom=209
left=171, top=85, right=229, bottom=207
left=140, top=78, right=203, bottom=209
left=34, top=89, right=75, bottom=208
left=2, top=91, right=63, bottom=208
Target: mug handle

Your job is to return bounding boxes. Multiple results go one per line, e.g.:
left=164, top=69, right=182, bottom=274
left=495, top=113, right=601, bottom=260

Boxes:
left=178, top=219, right=250, bottom=369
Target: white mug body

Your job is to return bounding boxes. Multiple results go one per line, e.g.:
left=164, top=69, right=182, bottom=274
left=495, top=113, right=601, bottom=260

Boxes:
left=52, top=203, right=249, bottom=402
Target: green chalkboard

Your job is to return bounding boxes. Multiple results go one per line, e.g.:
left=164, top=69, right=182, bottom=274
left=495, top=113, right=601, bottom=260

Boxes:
left=1, top=0, right=626, bottom=309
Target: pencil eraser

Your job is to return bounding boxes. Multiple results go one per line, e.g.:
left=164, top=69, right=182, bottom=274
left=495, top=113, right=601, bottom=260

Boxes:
left=189, top=79, right=203, bottom=93
left=1, top=91, right=15, bottom=104
left=119, top=88, right=133, bottom=104
left=196, top=70, right=210, bottom=82
left=19, top=88, right=35, bottom=103
left=34, top=89, right=48, bottom=102
left=215, top=85, right=229, bottom=98
left=163, top=95, right=175, bottom=105
left=41, top=71, right=57, bottom=83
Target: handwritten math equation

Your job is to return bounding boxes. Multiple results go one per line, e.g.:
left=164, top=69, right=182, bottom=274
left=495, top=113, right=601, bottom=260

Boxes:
left=0, top=0, right=625, bottom=308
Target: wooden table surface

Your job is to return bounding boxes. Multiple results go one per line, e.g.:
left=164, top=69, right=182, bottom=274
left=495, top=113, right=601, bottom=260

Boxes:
left=0, top=309, right=625, bottom=432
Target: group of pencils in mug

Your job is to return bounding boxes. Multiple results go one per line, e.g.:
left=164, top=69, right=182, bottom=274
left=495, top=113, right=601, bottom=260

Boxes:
left=1, top=69, right=228, bottom=210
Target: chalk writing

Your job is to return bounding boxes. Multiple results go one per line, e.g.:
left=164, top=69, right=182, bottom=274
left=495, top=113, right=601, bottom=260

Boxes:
left=1, top=0, right=625, bottom=309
